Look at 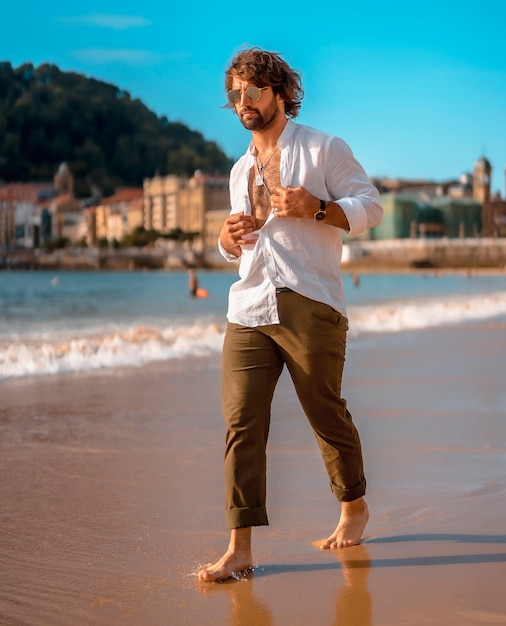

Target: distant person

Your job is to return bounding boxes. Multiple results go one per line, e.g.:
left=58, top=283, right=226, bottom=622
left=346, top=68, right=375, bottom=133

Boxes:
left=188, top=269, right=209, bottom=299
left=188, top=269, right=198, bottom=297
left=198, top=48, right=383, bottom=582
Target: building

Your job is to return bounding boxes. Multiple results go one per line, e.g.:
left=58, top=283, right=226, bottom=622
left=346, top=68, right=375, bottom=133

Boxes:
left=204, top=208, right=233, bottom=264
left=0, top=199, right=15, bottom=250
left=127, top=198, right=144, bottom=234
left=475, top=159, right=506, bottom=237
left=179, top=173, right=230, bottom=250
left=54, top=162, right=74, bottom=196
left=93, top=188, right=144, bottom=244
left=433, top=197, right=482, bottom=238
left=372, top=193, right=420, bottom=239
left=447, top=173, right=474, bottom=199
left=371, top=154, right=506, bottom=241
left=473, top=156, right=492, bottom=204
left=143, top=175, right=181, bottom=233
left=143, top=172, right=230, bottom=255
left=482, top=194, right=506, bottom=237
left=0, top=182, right=58, bottom=249
left=3, top=153, right=505, bottom=259
left=372, top=193, right=482, bottom=240
left=38, top=193, right=83, bottom=243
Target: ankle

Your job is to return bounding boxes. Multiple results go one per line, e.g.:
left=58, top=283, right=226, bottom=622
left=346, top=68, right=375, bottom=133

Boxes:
left=228, top=527, right=252, bottom=553
left=342, top=497, right=368, bottom=515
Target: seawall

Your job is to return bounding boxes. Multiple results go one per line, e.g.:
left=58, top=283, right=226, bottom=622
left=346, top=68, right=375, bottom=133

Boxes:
left=1, top=238, right=506, bottom=271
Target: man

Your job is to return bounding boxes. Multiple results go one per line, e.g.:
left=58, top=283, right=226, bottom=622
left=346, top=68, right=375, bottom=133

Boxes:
left=198, top=48, right=383, bottom=582
left=188, top=269, right=198, bottom=297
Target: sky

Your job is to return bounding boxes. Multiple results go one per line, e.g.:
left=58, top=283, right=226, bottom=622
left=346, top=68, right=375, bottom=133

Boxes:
left=2, top=0, right=506, bottom=195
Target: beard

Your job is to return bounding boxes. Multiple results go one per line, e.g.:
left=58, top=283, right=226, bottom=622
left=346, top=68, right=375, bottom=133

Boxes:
left=239, top=99, right=280, bottom=131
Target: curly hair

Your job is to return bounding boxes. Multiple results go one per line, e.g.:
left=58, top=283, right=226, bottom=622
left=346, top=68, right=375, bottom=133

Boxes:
left=224, top=47, right=304, bottom=119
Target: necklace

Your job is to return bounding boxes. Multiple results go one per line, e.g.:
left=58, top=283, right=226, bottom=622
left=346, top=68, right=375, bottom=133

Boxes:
left=255, top=146, right=278, bottom=186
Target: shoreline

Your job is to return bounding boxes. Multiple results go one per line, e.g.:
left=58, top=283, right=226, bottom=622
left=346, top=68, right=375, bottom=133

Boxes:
left=1, top=262, right=505, bottom=276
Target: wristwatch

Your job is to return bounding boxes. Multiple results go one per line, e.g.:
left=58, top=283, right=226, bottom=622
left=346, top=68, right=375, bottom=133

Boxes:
left=314, top=199, right=327, bottom=221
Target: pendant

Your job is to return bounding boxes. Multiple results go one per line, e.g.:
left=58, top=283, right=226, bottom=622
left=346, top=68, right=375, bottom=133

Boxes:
left=255, top=173, right=264, bottom=186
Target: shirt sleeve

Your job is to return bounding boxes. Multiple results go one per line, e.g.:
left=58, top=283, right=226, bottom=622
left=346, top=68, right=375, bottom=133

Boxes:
left=324, top=136, right=383, bottom=235
left=217, top=154, right=250, bottom=261
left=218, top=236, right=239, bottom=262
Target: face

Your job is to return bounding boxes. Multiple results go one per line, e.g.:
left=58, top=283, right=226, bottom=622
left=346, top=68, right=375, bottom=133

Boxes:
left=230, top=79, right=284, bottom=132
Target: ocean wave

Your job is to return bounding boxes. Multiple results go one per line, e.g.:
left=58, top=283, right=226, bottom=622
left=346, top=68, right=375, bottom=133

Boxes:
left=0, top=321, right=226, bottom=380
left=347, top=291, right=506, bottom=334
left=1, top=292, right=505, bottom=380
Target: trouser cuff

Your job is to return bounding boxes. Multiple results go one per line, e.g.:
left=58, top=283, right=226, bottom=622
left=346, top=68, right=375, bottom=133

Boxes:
left=331, top=477, right=367, bottom=502
left=225, top=506, right=269, bottom=529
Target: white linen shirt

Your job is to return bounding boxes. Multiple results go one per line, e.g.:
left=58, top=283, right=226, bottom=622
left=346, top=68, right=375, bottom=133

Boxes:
left=219, top=120, right=383, bottom=326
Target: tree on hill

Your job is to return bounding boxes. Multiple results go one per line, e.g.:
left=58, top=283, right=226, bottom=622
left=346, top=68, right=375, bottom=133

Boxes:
left=0, top=62, right=233, bottom=196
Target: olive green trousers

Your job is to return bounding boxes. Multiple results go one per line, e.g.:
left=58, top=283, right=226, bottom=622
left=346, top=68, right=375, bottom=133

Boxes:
left=222, top=290, right=366, bottom=529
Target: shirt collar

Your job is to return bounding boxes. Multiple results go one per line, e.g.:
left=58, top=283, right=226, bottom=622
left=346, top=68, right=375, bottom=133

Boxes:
left=247, top=119, right=296, bottom=157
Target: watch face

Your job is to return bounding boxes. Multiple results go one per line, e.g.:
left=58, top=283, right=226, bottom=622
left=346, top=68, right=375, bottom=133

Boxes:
left=315, top=210, right=326, bottom=221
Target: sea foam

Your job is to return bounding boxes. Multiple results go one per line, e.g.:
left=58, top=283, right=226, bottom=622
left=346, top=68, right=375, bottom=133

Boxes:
left=0, top=321, right=226, bottom=380
left=348, top=291, right=506, bottom=334
left=1, top=292, right=505, bottom=380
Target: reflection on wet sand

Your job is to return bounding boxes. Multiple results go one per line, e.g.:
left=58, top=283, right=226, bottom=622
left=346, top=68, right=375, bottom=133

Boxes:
left=198, top=571, right=273, bottom=626
left=196, top=546, right=372, bottom=626
left=333, top=546, right=372, bottom=626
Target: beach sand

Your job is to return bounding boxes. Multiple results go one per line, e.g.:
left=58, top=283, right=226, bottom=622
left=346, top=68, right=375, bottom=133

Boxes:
left=1, top=320, right=505, bottom=625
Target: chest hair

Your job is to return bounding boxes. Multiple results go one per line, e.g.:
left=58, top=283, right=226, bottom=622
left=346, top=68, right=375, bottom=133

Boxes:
left=247, top=151, right=281, bottom=229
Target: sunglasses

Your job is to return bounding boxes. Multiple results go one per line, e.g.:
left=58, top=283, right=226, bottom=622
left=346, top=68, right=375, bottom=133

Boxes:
left=227, top=86, right=269, bottom=105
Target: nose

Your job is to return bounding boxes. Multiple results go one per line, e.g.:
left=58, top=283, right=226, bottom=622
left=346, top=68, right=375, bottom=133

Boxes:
left=239, top=90, right=250, bottom=105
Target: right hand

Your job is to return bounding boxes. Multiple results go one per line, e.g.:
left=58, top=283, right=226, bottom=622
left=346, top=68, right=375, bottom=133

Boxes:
left=219, top=213, right=257, bottom=257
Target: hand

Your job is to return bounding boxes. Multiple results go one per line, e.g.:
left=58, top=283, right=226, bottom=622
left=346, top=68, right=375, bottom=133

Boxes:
left=270, top=185, right=319, bottom=219
left=271, top=186, right=350, bottom=229
left=219, top=213, right=257, bottom=256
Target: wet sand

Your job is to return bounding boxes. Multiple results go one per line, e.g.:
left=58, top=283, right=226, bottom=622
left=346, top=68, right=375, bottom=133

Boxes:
left=1, top=320, right=505, bottom=625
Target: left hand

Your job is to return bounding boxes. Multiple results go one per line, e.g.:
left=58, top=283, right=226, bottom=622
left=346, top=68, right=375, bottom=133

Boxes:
left=270, top=185, right=319, bottom=219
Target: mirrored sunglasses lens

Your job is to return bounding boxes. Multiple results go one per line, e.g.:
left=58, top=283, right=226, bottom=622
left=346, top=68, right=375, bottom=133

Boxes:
left=246, top=86, right=261, bottom=101
left=227, top=90, right=241, bottom=104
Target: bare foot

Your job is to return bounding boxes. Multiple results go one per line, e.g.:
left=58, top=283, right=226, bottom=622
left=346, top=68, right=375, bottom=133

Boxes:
left=198, top=527, right=253, bottom=582
left=320, top=497, right=369, bottom=550
left=198, top=548, right=253, bottom=582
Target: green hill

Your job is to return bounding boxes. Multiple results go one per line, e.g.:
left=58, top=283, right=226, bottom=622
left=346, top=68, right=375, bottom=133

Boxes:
left=0, top=62, right=233, bottom=196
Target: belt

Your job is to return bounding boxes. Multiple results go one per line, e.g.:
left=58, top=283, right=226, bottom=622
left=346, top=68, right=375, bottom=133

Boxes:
left=275, top=287, right=294, bottom=294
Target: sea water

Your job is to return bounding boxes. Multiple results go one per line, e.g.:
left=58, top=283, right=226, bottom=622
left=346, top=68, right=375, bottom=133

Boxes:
left=1, top=269, right=505, bottom=380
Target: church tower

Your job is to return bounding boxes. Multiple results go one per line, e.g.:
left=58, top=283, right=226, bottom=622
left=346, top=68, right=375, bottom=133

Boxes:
left=473, top=156, right=491, bottom=203
left=54, top=162, right=74, bottom=196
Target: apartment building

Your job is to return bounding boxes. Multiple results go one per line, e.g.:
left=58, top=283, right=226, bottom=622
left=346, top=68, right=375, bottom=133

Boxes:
left=143, top=175, right=181, bottom=233
left=0, top=182, right=57, bottom=249
left=143, top=172, right=230, bottom=252
left=93, top=188, right=144, bottom=244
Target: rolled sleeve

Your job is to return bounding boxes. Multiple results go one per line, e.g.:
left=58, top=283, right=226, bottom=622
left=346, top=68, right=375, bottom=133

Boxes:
left=336, top=198, right=367, bottom=234
left=338, top=192, right=383, bottom=235
left=218, top=237, right=240, bottom=262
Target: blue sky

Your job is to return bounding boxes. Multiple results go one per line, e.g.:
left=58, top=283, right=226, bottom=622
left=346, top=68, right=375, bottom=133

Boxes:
left=2, top=0, right=505, bottom=194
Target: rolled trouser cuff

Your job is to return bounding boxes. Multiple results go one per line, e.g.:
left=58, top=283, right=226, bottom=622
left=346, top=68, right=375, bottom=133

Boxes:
left=225, top=506, right=269, bottom=529
left=330, top=477, right=367, bottom=502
